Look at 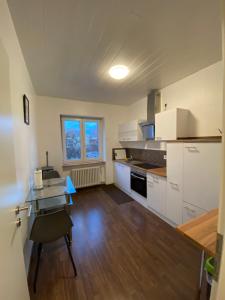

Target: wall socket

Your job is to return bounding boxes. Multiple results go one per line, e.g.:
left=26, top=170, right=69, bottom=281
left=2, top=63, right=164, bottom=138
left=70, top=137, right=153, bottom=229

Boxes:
left=163, top=155, right=167, bottom=160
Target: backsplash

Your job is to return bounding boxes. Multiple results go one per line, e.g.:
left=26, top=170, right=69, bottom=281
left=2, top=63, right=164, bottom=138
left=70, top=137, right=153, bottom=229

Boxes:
left=126, top=148, right=166, bottom=167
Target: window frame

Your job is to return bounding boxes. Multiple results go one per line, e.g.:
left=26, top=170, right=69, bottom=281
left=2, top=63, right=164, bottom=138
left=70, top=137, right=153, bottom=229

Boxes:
left=61, top=116, right=103, bottom=165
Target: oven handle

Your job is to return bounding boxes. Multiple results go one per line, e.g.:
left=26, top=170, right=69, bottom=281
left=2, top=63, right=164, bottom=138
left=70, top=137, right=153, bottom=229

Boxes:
left=131, top=173, right=146, bottom=181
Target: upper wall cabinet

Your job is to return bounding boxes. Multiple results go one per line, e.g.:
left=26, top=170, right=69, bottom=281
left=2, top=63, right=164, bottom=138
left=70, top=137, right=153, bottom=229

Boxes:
left=155, top=108, right=190, bottom=141
left=119, top=120, right=143, bottom=142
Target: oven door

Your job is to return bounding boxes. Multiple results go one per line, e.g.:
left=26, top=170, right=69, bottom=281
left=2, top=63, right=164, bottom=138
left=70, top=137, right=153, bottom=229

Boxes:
left=130, top=172, right=147, bottom=198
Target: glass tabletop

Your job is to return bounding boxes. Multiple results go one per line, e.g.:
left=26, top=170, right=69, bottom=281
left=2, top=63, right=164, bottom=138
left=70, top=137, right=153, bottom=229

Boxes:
left=27, top=176, right=76, bottom=202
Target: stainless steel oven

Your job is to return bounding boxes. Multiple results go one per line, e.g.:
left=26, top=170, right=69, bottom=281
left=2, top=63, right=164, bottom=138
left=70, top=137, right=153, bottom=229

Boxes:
left=130, top=170, right=147, bottom=198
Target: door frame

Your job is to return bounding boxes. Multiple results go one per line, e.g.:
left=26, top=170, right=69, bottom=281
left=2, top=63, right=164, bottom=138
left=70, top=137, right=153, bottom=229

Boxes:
left=210, top=1, right=225, bottom=298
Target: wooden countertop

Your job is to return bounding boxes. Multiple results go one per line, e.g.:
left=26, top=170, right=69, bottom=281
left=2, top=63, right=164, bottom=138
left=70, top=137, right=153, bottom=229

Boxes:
left=147, top=167, right=167, bottom=177
left=177, top=209, right=218, bottom=256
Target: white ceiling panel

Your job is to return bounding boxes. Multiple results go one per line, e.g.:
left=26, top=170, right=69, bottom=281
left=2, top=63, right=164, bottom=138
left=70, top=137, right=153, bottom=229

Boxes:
left=7, top=0, right=222, bottom=105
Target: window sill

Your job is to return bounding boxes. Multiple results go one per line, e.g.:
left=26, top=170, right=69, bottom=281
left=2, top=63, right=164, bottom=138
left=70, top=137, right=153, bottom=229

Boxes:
left=62, top=161, right=106, bottom=171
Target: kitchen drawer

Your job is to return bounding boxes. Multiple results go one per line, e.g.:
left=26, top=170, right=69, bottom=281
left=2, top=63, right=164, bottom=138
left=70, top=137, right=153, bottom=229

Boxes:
left=182, top=202, right=207, bottom=223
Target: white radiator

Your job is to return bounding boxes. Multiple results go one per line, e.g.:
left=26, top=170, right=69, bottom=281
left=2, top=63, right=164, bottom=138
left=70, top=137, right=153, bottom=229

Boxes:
left=71, top=165, right=104, bottom=188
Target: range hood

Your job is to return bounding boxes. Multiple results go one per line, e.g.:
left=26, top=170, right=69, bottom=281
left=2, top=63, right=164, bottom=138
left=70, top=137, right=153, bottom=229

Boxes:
left=140, top=89, right=161, bottom=126
left=139, top=89, right=161, bottom=140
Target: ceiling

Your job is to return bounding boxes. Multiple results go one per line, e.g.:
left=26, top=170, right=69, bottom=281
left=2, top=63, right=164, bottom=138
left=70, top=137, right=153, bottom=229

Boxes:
left=8, top=0, right=222, bottom=105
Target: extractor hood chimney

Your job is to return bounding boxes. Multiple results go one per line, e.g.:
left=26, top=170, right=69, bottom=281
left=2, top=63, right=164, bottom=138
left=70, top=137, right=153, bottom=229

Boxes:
left=140, top=89, right=161, bottom=126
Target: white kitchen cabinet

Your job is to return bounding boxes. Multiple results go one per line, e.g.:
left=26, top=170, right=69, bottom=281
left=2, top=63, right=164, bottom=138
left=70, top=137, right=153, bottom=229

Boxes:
left=182, top=202, right=206, bottom=223
left=183, top=143, right=221, bottom=211
left=155, top=108, right=189, bottom=141
left=119, top=120, right=143, bottom=142
left=147, top=173, right=166, bottom=216
left=114, top=162, right=131, bottom=194
left=166, top=181, right=183, bottom=225
left=166, top=143, right=183, bottom=225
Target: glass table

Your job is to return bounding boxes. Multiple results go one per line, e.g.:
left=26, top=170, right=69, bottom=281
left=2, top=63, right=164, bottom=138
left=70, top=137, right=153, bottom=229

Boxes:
left=27, top=176, right=76, bottom=212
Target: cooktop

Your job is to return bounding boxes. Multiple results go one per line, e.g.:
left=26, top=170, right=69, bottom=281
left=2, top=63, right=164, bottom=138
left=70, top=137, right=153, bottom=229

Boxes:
left=134, top=163, right=160, bottom=170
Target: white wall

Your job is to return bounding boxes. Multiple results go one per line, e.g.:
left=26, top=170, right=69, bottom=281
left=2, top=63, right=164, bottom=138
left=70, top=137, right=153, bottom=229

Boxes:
left=126, top=97, right=147, bottom=121
left=36, top=96, right=127, bottom=184
left=0, top=0, right=38, bottom=273
left=161, top=61, right=223, bottom=137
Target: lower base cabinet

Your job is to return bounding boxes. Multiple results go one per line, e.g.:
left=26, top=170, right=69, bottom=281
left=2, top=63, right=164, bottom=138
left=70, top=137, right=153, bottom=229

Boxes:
left=114, top=162, right=131, bottom=194
left=166, top=181, right=183, bottom=225
left=147, top=174, right=182, bottom=226
left=182, top=202, right=207, bottom=223
left=147, top=174, right=166, bottom=216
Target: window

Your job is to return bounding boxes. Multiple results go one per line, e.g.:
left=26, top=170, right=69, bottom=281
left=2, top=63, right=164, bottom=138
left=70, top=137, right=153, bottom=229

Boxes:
left=61, top=116, right=103, bottom=164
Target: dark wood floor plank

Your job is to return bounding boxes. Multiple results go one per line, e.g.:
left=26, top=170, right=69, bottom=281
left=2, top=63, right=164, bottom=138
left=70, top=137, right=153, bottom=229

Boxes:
left=29, top=185, right=208, bottom=300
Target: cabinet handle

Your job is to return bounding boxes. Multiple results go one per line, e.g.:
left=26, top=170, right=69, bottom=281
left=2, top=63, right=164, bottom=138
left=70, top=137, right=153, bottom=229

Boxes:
left=184, top=206, right=196, bottom=214
left=131, top=174, right=145, bottom=181
left=184, top=146, right=199, bottom=152
left=169, top=182, right=179, bottom=188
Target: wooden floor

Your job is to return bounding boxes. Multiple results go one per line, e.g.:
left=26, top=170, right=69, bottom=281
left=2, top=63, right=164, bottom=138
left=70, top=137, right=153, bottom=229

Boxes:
left=29, top=185, right=207, bottom=300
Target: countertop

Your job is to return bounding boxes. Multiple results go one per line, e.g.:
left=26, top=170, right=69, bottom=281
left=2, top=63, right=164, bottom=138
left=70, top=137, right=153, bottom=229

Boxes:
left=147, top=167, right=167, bottom=177
left=169, top=136, right=222, bottom=143
left=177, top=208, right=218, bottom=256
left=113, top=160, right=167, bottom=177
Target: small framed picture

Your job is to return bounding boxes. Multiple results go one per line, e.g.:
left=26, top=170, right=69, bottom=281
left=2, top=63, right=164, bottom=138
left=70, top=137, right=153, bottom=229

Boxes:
left=23, top=94, right=30, bottom=125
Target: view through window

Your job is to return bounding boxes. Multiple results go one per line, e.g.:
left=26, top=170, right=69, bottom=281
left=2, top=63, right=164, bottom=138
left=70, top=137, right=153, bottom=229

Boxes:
left=61, top=117, right=102, bottom=163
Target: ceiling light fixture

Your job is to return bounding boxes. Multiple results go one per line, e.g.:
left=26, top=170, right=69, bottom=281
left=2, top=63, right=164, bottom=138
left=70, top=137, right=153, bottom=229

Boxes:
left=109, top=65, right=129, bottom=80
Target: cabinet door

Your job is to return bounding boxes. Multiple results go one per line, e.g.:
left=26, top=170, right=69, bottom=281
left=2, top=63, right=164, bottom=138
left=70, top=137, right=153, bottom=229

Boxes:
left=182, top=202, right=206, bottom=223
left=114, top=163, right=130, bottom=194
left=120, top=164, right=131, bottom=193
left=166, top=143, right=183, bottom=225
left=155, top=109, right=177, bottom=140
left=167, top=143, right=183, bottom=184
left=183, top=143, right=221, bottom=210
left=118, top=120, right=143, bottom=142
left=147, top=174, right=166, bottom=216
left=166, top=181, right=182, bottom=225
left=114, top=163, right=120, bottom=187
left=147, top=175, right=158, bottom=211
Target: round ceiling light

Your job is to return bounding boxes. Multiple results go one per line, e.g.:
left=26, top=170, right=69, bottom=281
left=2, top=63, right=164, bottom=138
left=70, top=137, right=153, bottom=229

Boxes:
left=108, top=65, right=129, bottom=80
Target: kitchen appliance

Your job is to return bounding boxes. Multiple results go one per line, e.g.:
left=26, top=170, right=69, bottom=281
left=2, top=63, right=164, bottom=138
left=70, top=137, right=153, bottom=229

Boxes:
left=130, top=163, right=161, bottom=198
left=130, top=169, right=147, bottom=198
left=139, top=89, right=161, bottom=140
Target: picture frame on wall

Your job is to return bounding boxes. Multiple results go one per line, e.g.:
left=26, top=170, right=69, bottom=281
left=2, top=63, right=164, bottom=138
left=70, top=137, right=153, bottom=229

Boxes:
left=23, top=94, right=29, bottom=125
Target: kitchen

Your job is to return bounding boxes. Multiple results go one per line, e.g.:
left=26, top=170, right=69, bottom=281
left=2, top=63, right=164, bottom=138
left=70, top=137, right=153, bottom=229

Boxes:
left=1, top=1, right=225, bottom=300
left=113, top=91, right=221, bottom=227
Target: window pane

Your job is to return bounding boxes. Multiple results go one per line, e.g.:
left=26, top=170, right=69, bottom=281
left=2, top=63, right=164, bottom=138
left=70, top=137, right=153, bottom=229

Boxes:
left=84, top=120, right=99, bottom=159
left=64, top=120, right=81, bottom=160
